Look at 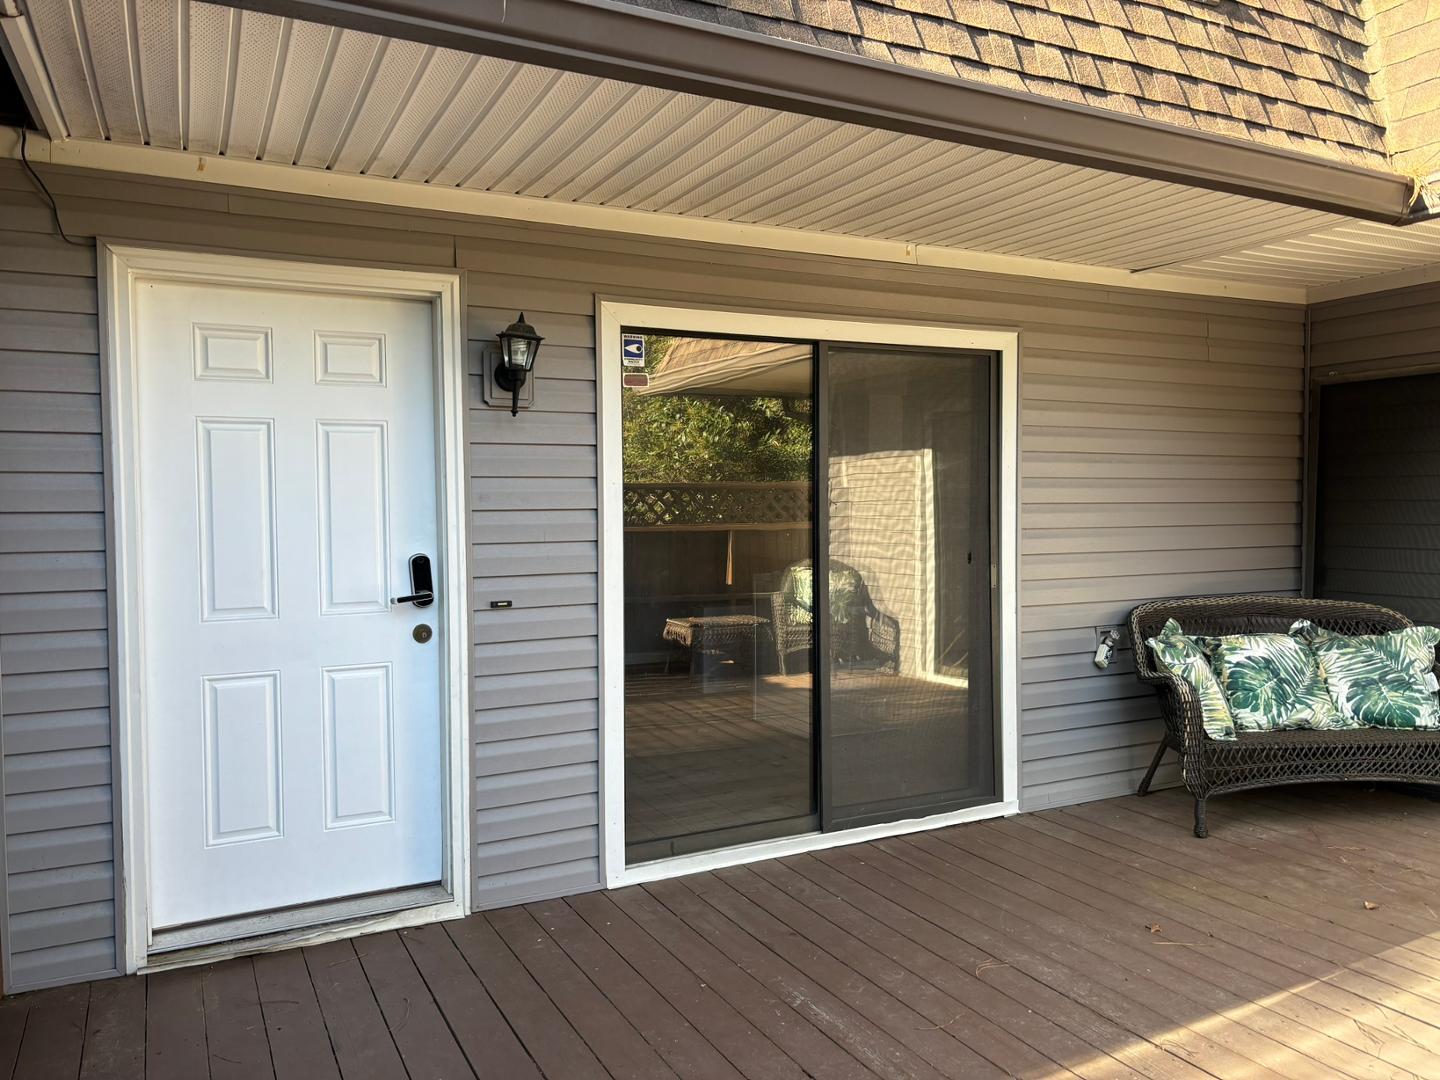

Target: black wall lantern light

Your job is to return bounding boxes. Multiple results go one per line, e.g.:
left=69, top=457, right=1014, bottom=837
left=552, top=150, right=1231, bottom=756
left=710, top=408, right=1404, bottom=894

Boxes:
left=494, top=313, right=543, bottom=416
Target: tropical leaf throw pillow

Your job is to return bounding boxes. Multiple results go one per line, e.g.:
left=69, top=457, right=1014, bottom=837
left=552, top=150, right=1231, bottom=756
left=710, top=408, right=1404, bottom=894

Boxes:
left=1291, top=620, right=1440, bottom=730
left=780, top=563, right=867, bottom=628
left=1145, top=619, right=1237, bottom=741
left=1205, top=632, right=1351, bottom=732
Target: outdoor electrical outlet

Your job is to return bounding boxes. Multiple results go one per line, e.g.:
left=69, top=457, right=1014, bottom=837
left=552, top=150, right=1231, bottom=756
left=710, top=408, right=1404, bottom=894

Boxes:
left=1093, top=625, right=1127, bottom=649
left=1092, top=625, right=1126, bottom=669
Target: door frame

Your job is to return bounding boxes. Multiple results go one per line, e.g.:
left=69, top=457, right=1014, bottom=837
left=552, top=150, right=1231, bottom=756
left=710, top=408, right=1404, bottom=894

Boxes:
left=595, top=299, right=1021, bottom=888
left=1303, top=366, right=1440, bottom=599
left=101, top=245, right=471, bottom=974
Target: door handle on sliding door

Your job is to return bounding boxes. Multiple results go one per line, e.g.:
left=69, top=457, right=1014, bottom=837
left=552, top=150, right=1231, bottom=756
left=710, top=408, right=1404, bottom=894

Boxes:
left=391, top=553, right=435, bottom=607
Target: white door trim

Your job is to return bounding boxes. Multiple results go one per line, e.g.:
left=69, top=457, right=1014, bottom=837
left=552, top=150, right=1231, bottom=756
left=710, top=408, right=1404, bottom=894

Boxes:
left=595, top=300, right=1021, bottom=889
left=101, top=245, right=470, bottom=974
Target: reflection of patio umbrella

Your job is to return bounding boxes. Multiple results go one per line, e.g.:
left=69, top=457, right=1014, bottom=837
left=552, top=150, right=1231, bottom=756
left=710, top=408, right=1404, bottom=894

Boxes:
left=638, top=338, right=812, bottom=397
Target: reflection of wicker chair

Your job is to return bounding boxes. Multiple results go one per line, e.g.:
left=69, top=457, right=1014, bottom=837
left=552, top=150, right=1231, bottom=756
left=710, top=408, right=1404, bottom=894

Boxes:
left=770, top=560, right=900, bottom=675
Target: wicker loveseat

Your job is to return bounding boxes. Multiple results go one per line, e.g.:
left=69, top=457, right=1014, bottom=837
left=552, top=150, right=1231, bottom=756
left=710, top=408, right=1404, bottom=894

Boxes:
left=1129, top=595, right=1440, bottom=837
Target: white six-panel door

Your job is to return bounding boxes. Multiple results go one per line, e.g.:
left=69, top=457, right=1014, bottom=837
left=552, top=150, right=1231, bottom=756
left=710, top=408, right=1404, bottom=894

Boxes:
left=135, top=280, right=443, bottom=931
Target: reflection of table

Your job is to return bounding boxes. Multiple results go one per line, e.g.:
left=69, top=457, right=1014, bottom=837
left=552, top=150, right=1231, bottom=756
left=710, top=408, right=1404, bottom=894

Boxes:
left=663, top=615, right=772, bottom=676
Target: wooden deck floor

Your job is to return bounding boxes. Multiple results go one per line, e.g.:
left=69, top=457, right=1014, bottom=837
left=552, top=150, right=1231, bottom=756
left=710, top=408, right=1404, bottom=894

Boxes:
left=7, top=784, right=1440, bottom=1079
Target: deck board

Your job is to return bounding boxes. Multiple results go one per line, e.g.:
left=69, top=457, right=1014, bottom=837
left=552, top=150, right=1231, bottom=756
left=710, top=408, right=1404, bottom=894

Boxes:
left=529, top=898, right=746, bottom=1080
left=12, top=984, right=87, bottom=1080
left=202, top=958, right=273, bottom=1080
left=566, top=890, right=809, bottom=1080
left=6, top=786, right=1440, bottom=1079
left=145, top=967, right=207, bottom=1080
left=0, top=994, right=29, bottom=1079
left=303, top=939, right=407, bottom=1080
left=773, top=852, right=1146, bottom=1080
left=848, top=840, right=1218, bottom=1080
left=718, top=862, right=1072, bottom=1079
left=650, top=874, right=944, bottom=1080
left=252, top=949, right=340, bottom=1080
left=684, top=869, right=1005, bottom=1080
left=1090, top=798, right=1440, bottom=945
left=946, top=821, right=1437, bottom=1078
left=1005, top=815, right=1440, bottom=1028
left=444, top=913, right=609, bottom=1080
left=397, top=922, right=540, bottom=1080
left=78, top=975, right=145, bottom=1080
left=604, top=882, right=875, bottom=1079
left=1027, top=810, right=1376, bottom=947
left=353, top=930, right=477, bottom=1080
left=488, top=905, right=679, bottom=1080
left=1004, top=816, right=1440, bottom=1022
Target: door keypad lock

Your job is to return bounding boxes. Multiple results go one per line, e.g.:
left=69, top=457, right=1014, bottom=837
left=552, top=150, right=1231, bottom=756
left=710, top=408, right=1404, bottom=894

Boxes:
left=392, top=553, right=435, bottom=607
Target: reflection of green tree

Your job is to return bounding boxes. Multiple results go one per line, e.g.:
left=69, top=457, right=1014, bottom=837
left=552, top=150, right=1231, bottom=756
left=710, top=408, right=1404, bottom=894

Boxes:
left=622, top=336, right=812, bottom=483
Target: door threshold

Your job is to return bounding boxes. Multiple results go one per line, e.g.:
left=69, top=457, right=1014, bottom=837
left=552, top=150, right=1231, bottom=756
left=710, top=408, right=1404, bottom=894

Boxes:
left=145, top=883, right=451, bottom=966
left=610, top=797, right=1018, bottom=888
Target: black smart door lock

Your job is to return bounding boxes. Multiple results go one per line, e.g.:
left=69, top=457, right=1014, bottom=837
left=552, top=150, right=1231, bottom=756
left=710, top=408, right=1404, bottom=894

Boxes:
left=392, top=553, right=435, bottom=607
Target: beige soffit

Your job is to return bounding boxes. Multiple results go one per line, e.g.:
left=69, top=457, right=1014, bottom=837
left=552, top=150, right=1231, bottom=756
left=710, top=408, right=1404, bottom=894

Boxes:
left=1148, top=214, right=1440, bottom=289
left=639, top=338, right=814, bottom=397
left=2, top=0, right=1438, bottom=302
left=214, top=0, right=1417, bottom=222
left=0, top=1, right=1347, bottom=267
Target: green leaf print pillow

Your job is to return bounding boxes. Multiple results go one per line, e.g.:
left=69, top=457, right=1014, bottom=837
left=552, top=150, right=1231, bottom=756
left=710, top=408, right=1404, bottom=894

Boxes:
left=1291, top=620, right=1440, bottom=730
left=1145, top=619, right=1236, bottom=741
left=1205, top=631, right=1351, bottom=733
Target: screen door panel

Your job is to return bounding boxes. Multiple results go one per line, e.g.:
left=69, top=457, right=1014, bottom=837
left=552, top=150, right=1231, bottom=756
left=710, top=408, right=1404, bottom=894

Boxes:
left=820, top=345, right=997, bottom=829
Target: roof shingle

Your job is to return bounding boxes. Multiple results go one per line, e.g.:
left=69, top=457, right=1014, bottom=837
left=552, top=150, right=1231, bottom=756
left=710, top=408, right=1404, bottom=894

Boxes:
left=613, top=0, right=1412, bottom=171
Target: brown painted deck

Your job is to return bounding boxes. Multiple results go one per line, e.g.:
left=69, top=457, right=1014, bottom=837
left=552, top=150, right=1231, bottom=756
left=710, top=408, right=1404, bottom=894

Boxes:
left=7, top=784, right=1440, bottom=1079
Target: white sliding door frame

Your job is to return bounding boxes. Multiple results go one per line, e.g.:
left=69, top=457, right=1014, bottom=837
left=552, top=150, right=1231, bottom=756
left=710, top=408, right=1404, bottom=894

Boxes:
left=596, top=299, right=1021, bottom=888
left=102, top=245, right=470, bottom=974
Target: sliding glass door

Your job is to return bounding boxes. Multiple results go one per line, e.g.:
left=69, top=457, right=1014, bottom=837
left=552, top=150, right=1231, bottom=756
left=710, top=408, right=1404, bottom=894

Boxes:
left=621, top=329, right=997, bottom=865
left=621, top=334, right=817, bottom=863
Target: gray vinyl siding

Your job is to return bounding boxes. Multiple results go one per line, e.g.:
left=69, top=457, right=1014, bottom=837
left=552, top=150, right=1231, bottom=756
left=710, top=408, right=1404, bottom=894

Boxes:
left=1310, top=282, right=1440, bottom=383
left=0, top=177, right=115, bottom=990
left=0, top=159, right=1304, bottom=991
left=456, top=230, right=1304, bottom=815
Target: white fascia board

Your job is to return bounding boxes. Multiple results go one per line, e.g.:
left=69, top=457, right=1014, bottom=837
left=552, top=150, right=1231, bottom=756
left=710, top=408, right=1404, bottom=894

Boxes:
left=0, top=128, right=1311, bottom=304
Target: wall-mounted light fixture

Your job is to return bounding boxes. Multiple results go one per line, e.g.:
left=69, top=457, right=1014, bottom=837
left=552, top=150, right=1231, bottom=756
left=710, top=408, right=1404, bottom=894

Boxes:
left=494, top=312, right=544, bottom=416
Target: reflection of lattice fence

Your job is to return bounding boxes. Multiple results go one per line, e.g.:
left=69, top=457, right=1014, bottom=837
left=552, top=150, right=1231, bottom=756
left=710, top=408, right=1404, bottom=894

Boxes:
left=623, top=482, right=810, bottom=527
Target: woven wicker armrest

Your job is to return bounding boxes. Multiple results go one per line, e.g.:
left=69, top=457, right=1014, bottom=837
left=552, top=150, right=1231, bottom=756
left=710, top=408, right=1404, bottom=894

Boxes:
left=1127, top=605, right=1207, bottom=756
left=1151, top=669, right=1212, bottom=761
left=867, top=607, right=901, bottom=672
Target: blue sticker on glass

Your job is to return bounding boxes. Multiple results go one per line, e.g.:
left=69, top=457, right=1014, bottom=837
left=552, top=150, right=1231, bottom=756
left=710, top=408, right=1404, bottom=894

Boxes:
left=622, top=334, right=646, bottom=368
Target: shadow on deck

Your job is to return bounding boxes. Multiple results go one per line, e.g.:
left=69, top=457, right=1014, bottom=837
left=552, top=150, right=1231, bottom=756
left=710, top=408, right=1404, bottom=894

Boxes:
left=6, top=784, right=1440, bottom=1078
